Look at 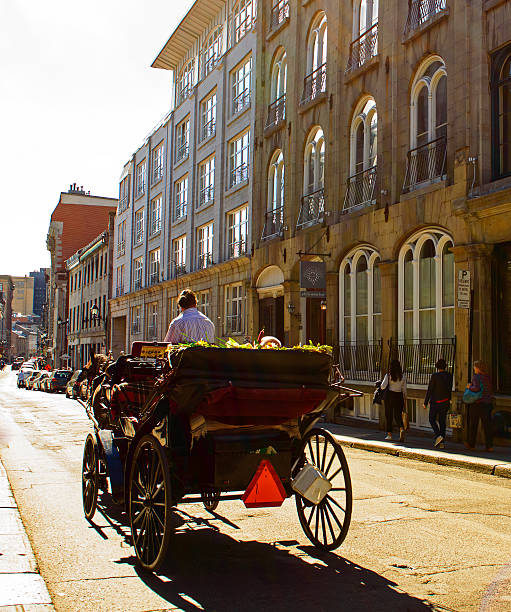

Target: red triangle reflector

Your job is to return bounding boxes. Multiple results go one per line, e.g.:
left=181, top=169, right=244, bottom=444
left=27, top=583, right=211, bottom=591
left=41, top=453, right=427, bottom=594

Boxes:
left=242, top=459, right=287, bottom=508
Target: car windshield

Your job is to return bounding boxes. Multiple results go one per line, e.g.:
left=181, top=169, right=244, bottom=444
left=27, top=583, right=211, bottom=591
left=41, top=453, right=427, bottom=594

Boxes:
left=54, top=371, right=71, bottom=378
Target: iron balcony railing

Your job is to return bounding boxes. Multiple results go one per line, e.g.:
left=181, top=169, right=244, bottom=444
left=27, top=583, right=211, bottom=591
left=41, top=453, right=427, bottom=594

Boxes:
left=118, top=196, right=129, bottom=212
left=200, top=118, right=216, bottom=142
left=301, top=63, right=327, bottom=105
left=177, top=84, right=193, bottom=106
left=225, top=314, right=243, bottom=335
left=346, top=23, right=378, bottom=73
left=136, top=182, right=145, bottom=198
left=132, top=323, right=141, bottom=334
left=297, top=188, right=325, bottom=228
left=175, top=142, right=189, bottom=163
left=389, top=337, right=456, bottom=386
left=115, top=286, right=124, bottom=298
left=230, top=163, right=249, bottom=188
left=335, top=340, right=383, bottom=382
left=343, top=166, right=377, bottom=213
left=203, top=52, right=220, bottom=76
left=228, top=238, right=247, bottom=259
left=174, top=200, right=187, bottom=220
left=265, top=94, right=286, bottom=129
left=404, top=0, right=447, bottom=36
left=403, top=136, right=447, bottom=192
left=117, top=242, right=125, bottom=257
left=270, top=0, right=289, bottom=30
left=152, top=166, right=163, bottom=184
left=172, top=263, right=186, bottom=278
left=147, top=326, right=157, bottom=340
left=149, top=220, right=161, bottom=236
left=199, top=184, right=214, bottom=207
left=197, top=253, right=213, bottom=270
left=261, top=206, right=284, bottom=240
left=232, top=89, right=251, bottom=115
left=149, top=272, right=159, bottom=286
left=134, top=278, right=142, bottom=291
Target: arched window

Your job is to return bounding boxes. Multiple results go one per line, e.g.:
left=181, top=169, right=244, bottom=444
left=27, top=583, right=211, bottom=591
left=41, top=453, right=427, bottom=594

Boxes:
left=491, top=46, right=511, bottom=179
left=302, top=13, right=327, bottom=104
left=347, top=0, right=378, bottom=72
left=268, top=150, right=285, bottom=212
left=398, top=229, right=454, bottom=341
left=177, top=60, right=194, bottom=105
left=405, top=56, right=447, bottom=188
left=303, top=127, right=325, bottom=195
left=354, top=0, right=378, bottom=39
left=339, top=246, right=381, bottom=343
left=203, top=26, right=223, bottom=76
left=270, top=48, right=287, bottom=103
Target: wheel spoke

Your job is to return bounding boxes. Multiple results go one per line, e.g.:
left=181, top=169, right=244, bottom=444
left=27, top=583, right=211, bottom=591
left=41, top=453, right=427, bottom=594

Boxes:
left=323, top=501, right=337, bottom=542
left=320, top=506, right=328, bottom=545
left=320, top=438, right=328, bottom=472
left=315, top=435, right=320, bottom=469
left=324, top=498, right=344, bottom=530
left=132, top=507, right=146, bottom=526
left=325, top=494, right=346, bottom=513
left=323, top=450, right=337, bottom=478
left=307, top=440, right=315, bottom=465
left=328, top=466, right=343, bottom=482
left=330, top=487, right=346, bottom=492
left=314, top=506, right=320, bottom=542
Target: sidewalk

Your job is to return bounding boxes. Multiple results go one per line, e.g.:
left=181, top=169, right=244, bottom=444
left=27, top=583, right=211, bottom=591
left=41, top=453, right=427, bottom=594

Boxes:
left=0, top=459, right=54, bottom=611
left=324, top=421, right=511, bottom=479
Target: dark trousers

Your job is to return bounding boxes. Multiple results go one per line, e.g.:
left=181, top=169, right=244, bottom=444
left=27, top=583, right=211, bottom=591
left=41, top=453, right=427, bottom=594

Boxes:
left=467, top=402, right=493, bottom=448
left=385, top=391, right=404, bottom=432
left=429, top=402, right=449, bottom=438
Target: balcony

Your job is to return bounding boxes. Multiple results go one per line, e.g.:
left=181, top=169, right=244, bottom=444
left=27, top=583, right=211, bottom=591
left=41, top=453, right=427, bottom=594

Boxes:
left=403, top=136, right=446, bottom=192
left=118, top=196, right=129, bottom=212
left=346, top=23, right=378, bottom=74
left=152, top=166, right=163, bottom=184
left=301, top=63, right=326, bottom=106
left=343, top=166, right=377, bottom=214
left=199, top=185, right=214, bottom=208
left=197, top=253, right=213, bottom=271
left=177, top=84, right=193, bottom=107
left=115, top=286, right=124, bottom=298
left=297, top=188, right=325, bottom=229
left=228, top=238, right=247, bottom=259
left=270, top=1, right=289, bottom=31
left=172, top=263, right=186, bottom=278
left=261, top=206, right=284, bottom=240
left=229, top=163, right=249, bottom=188
left=132, top=323, right=141, bottom=335
left=175, top=142, right=189, bottom=163
left=389, top=337, right=456, bottom=386
left=174, top=201, right=187, bottom=221
left=148, top=272, right=159, bottom=286
left=335, top=340, right=383, bottom=383
left=265, top=94, right=286, bottom=130
left=404, top=0, right=447, bottom=37
left=200, top=118, right=216, bottom=142
left=232, top=89, right=251, bottom=115
left=134, top=278, right=142, bottom=291
left=135, top=182, right=145, bottom=198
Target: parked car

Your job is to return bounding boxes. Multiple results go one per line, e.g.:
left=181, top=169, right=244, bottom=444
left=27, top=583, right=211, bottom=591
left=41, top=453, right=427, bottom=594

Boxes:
left=47, top=370, right=73, bottom=393
left=65, top=370, right=83, bottom=398
left=25, top=370, right=43, bottom=390
left=33, top=371, right=51, bottom=391
left=11, top=358, right=24, bottom=371
left=17, top=366, right=34, bottom=388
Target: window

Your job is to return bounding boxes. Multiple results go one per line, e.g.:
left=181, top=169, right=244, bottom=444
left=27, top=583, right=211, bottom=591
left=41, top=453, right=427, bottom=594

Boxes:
left=398, top=229, right=454, bottom=341
left=197, top=223, right=214, bottom=270
left=200, top=92, right=217, bottom=142
left=147, top=303, right=158, bottom=339
left=133, top=257, right=143, bottom=291
left=131, top=305, right=141, bottom=335
left=270, top=0, right=289, bottom=30
left=119, top=176, right=130, bottom=212
left=347, top=0, right=378, bottom=72
left=225, top=283, right=244, bottom=335
left=174, top=176, right=188, bottom=220
left=173, top=235, right=186, bottom=277
left=302, top=13, right=327, bottom=104
left=152, top=142, right=165, bottom=183
left=134, top=209, right=144, bottom=244
left=266, top=48, right=287, bottom=128
left=177, top=60, right=194, bottom=105
left=229, top=130, right=250, bottom=187
left=492, top=46, right=511, bottom=180
left=149, top=196, right=162, bottom=236
left=304, top=127, right=325, bottom=195
left=268, top=150, right=285, bottom=212
left=340, top=247, right=381, bottom=343
left=116, top=265, right=124, bottom=297
left=227, top=205, right=248, bottom=259
left=117, top=220, right=126, bottom=256
left=197, top=290, right=210, bottom=319
left=233, top=0, right=253, bottom=44
left=176, top=119, right=190, bottom=162
left=232, top=56, right=252, bottom=115
left=344, top=97, right=378, bottom=211
left=405, top=56, right=447, bottom=190
left=203, top=26, right=223, bottom=76
left=198, top=156, right=215, bottom=207
left=148, top=248, right=160, bottom=286
left=136, top=160, right=146, bottom=197
left=169, top=297, right=180, bottom=321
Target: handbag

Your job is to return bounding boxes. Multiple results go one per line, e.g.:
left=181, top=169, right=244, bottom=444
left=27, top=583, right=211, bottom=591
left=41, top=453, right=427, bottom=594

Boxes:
left=463, top=377, right=484, bottom=404
left=373, top=385, right=385, bottom=405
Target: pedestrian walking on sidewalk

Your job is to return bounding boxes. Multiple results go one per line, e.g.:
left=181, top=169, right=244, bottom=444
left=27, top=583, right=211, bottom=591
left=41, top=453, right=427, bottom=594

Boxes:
left=465, top=361, right=494, bottom=451
left=423, top=359, right=452, bottom=448
left=381, top=359, right=407, bottom=442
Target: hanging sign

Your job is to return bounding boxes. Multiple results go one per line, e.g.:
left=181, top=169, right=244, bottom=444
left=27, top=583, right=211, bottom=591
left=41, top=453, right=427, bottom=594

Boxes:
left=457, top=270, right=471, bottom=309
left=299, top=261, right=326, bottom=289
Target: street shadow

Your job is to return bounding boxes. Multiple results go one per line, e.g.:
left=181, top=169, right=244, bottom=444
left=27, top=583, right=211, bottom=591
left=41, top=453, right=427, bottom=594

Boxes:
left=128, top=522, right=436, bottom=612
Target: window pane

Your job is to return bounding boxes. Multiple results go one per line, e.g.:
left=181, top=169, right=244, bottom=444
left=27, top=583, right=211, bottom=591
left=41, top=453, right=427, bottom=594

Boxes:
left=356, top=258, right=368, bottom=315
left=404, top=251, right=413, bottom=310
left=344, top=317, right=351, bottom=341
left=404, top=311, right=413, bottom=341
left=442, top=243, right=454, bottom=307
left=373, top=313, right=381, bottom=341
left=356, top=315, right=368, bottom=343
left=355, top=122, right=364, bottom=174
left=420, top=309, right=435, bottom=340
left=435, top=75, right=447, bottom=132
left=344, top=267, right=351, bottom=315
left=417, top=86, right=429, bottom=145
left=373, top=261, right=381, bottom=315
left=442, top=307, right=454, bottom=339
left=419, top=240, right=436, bottom=309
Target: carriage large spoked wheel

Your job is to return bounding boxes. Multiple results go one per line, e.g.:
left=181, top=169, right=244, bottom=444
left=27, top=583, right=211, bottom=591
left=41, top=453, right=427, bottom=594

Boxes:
left=294, top=428, right=352, bottom=551
left=129, top=435, right=172, bottom=572
left=82, top=434, right=99, bottom=521
left=201, top=489, right=220, bottom=513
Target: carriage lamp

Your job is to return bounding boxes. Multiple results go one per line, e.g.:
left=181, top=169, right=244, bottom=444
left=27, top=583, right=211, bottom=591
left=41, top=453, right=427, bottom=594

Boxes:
left=320, top=300, right=327, bottom=311
left=90, top=304, right=99, bottom=320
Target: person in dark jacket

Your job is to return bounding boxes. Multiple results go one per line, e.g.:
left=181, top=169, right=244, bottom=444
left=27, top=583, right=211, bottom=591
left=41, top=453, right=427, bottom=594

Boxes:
left=423, top=359, right=453, bottom=448
left=465, top=360, right=493, bottom=451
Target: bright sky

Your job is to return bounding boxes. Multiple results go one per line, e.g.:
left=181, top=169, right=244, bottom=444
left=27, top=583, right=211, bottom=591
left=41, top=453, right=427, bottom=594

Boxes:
left=0, top=0, right=192, bottom=277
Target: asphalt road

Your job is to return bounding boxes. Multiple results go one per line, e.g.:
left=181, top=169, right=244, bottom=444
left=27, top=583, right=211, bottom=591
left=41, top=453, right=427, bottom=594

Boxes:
left=1, top=368, right=510, bottom=612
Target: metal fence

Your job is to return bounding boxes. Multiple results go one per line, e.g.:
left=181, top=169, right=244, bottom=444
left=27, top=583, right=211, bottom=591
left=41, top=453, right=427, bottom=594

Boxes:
left=343, top=166, right=377, bottom=213
left=230, top=163, right=249, bottom=188
left=297, top=188, right=325, bottom=228
left=261, top=206, right=284, bottom=240
left=301, top=63, right=327, bottom=105
left=346, top=23, right=378, bottom=73
left=265, top=94, right=286, bottom=129
left=403, top=136, right=446, bottom=192
left=270, top=0, right=289, bottom=30
left=404, top=0, right=447, bottom=35
left=200, top=118, right=216, bottom=142
left=334, top=340, right=383, bottom=383
left=388, top=338, right=456, bottom=386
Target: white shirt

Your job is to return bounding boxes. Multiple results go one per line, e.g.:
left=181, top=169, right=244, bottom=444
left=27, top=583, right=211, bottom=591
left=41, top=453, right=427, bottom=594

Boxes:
left=164, top=307, right=215, bottom=344
left=381, top=373, right=407, bottom=396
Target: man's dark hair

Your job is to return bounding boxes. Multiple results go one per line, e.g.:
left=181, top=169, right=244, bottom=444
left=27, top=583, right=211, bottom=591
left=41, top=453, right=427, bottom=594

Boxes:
left=178, top=289, right=197, bottom=310
left=436, top=358, right=447, bottom=370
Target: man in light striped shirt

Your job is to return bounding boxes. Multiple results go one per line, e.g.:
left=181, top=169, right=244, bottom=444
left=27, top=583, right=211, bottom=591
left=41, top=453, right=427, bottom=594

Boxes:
left=164, top=289, right=215, bottom=344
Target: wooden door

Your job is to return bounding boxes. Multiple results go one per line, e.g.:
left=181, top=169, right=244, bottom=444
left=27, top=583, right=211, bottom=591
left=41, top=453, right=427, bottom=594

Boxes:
left=306, top=298, right=326, bottom=344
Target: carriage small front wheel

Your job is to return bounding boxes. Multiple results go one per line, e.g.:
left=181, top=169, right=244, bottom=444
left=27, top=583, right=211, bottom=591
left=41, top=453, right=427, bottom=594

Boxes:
left=128, top=435, right=173, bottom=572
left=294, top=428, right=352, bottom=551
left=82, top=434, right=99, bottom=521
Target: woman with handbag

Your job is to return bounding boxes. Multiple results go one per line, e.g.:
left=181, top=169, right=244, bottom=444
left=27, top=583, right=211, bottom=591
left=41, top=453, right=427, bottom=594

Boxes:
left=464, top=361, right=493, bottom=451
left=423, top=359, right=452, bottom=448
left=381, top=359, right=407, bottom=442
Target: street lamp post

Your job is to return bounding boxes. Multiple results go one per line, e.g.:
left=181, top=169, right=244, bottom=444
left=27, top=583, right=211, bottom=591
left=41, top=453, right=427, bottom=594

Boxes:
left=57, top=316, right=69, bottom=368
left=90, top=304, right=107, bottom=355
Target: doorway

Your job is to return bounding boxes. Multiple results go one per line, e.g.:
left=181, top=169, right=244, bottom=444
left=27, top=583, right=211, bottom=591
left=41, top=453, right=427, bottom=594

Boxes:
left=306, top=298, right=326, bottom=344
left=259, top=296, right=284, bottom=342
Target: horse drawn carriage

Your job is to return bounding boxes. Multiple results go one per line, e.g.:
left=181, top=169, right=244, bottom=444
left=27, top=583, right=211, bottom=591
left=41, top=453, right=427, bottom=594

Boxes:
left=79, top=342, right=356, bottom=571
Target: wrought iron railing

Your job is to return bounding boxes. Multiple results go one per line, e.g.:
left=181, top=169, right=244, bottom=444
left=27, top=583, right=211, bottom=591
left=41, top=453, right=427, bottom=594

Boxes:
left=388, top=337, right=456, bottom=386
left=134, top=278, right=142, bottom=291
left=115, top=286, right=124, bottom=298
left=147, top=326, right=157, bottom=340
left=404, top=0, right=447, bottom=36
left=261, top=206, right=284, bottom=240
left=403, top=136, right=447, bottom=192
left=199, top=184, right=214, bottom=207
left=301, top=63, right=327, bottom=105
left=118, top=196, right=129, bottom=212
left=172, top=263, right=186, bottom=278
left=232, top=89, right=251, bottom=115
left=297, top=188, right=325, bottom=228
left=135, top=182, right=145, bottom=198
left=346, top=23, right=378, bottom=73
left=265, top=94, right=286, bottom=129
left=177, top=84, right=193, bottom=106
left=132, top=322, right=141, bottom=335
left=174, top=199, right=187, bottom=220
left=200, top=118, right=216, bottom=142
left=230, top=163, right=249, bottom=188
left=148, top=272, right=159, bottom=286
left=270, top=0, right=289, bottom=30
left=343, top=166, right=377, bottom=213
left=175, top=141, right=189, bottom=162
left=152, top=166, right=163, bottom=184
left=335, top=340, right=383, bottom=382
left=197, top=253, right=213, bottom=270
left=228, top=239, right=247, bottom=259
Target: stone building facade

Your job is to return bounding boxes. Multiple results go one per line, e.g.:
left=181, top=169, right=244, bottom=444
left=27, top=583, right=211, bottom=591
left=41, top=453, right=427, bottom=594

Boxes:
left=11, top=276, right=35, bottom=316
left=249, top=0, right=511, bottom=438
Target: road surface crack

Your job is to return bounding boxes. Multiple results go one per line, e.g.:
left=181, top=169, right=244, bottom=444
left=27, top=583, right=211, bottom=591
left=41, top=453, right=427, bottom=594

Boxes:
left=398, top=502, right=511, bottom=519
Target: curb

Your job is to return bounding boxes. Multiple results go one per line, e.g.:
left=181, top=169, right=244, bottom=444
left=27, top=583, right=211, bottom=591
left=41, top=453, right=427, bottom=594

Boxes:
left=331, top=434, right=511, bottom=479
left=0, top=461, right=55, bottom=610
